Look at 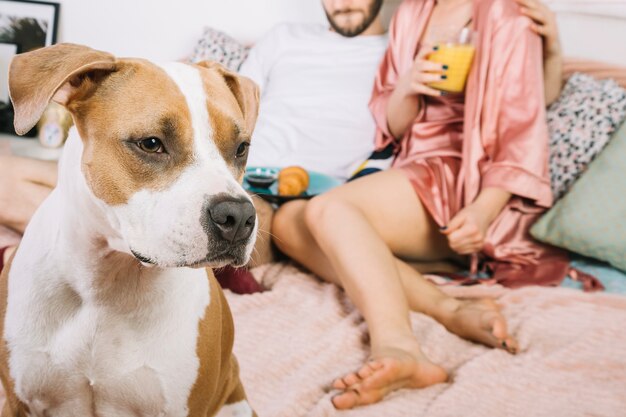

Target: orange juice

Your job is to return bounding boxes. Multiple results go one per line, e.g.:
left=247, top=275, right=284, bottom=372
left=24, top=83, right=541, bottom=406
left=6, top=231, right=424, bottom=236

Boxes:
left=428, top=43, right=475, bottom=93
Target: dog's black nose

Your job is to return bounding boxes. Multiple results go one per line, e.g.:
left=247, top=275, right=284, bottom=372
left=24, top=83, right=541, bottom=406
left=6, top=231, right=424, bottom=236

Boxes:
left=208, top=198, right=256, bottom=243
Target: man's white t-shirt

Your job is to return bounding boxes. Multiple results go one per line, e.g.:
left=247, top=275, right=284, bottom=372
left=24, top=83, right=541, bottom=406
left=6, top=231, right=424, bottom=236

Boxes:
left=239, top=23, right=388, bottom=181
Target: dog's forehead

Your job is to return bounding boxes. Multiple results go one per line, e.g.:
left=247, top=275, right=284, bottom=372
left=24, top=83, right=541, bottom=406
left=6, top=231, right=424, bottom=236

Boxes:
left=137, top=60, right=244, bottom=153
left=106, top=59, right=242, bottom=131
left=150, top=61, right=245, bottom=172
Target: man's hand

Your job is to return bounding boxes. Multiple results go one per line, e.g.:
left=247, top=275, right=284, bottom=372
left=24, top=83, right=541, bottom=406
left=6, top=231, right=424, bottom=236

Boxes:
left=0, top=156, right=57, bottom=233
left=441, top=204, right=491, bottom=255
left=515, top=0, right=561, bottom=58
left=515, top=0, right=563, bottom=105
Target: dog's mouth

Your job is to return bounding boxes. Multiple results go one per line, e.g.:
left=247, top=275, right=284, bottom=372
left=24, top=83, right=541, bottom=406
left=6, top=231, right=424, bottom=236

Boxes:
left=131, top=249, right=156, bottom=265
left=130, top=249, right=248, bottom=269
left=179, top=254, right=234, bottom=269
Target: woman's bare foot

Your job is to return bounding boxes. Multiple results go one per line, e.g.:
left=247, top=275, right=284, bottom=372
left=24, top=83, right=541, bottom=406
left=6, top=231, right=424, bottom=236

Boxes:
left=438, top=298, right=518, bottom=353
left=331, top=340, right=447, bottom=409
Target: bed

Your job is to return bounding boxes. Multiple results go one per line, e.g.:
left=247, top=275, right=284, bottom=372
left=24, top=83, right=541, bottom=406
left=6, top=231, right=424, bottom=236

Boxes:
left=222, top=2, right=626, bottom=416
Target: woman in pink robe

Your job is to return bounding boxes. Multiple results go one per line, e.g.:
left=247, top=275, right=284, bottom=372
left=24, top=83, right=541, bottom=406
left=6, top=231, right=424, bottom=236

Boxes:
left=369, top=0, right=585, bottom=288
left=272, top=0, right=597, bottom=409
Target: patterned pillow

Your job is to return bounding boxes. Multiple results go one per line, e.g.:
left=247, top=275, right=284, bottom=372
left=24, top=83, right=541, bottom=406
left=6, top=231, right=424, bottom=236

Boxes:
left=189, top=27, right=250, bottom=72
left=547, top=73, right=626, bottom=200
left=531, top=121, right=626, bottom=272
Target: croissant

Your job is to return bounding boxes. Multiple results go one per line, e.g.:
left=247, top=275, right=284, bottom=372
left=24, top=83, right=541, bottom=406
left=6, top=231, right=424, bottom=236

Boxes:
left=278, top=166, right=310, bottom=196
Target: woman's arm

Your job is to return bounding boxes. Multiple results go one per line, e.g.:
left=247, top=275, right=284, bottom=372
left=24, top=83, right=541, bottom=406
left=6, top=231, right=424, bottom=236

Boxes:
left=386, top=82, right=422, bottom=139
left=386, top=46, right=446, bottom=138
left=444, top=9, right=554, bottom=255
left=515, top=0, right=563, bottom=105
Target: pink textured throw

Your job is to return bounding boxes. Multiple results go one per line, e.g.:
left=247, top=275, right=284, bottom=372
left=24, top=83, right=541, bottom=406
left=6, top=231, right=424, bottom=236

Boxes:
left=231, top=264, right=626, bottom=417
left=1, top=263, right=625, bottom=416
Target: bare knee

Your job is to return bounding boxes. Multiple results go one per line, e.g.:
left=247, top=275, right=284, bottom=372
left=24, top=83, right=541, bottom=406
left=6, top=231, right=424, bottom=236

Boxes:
left=304, top=193, right=353, bottom=238
left=272, top=200, right=307, bottom=255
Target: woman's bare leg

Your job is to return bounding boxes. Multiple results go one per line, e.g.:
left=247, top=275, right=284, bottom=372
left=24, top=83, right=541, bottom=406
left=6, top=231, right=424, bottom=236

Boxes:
left=272, top=170, right=516, bottom=409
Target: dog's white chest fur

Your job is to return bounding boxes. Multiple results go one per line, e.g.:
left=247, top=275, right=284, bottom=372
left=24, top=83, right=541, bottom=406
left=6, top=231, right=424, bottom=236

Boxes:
left=5, top=257, right=210, bottom=417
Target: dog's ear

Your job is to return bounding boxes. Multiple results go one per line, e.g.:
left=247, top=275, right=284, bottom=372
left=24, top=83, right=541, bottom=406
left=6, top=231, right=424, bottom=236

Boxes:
left=9, top=43, right=117, bottom=135
left=195, top=61, right=260, bottom=137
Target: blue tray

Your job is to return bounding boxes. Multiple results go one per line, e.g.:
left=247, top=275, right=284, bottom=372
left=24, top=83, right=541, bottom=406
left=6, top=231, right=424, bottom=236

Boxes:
left=244, top=166, right=342, bottom=204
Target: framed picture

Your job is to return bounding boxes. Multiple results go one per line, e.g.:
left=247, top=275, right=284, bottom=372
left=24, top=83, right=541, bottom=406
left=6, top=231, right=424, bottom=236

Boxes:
left=0, top=0, right=59, bottom=136
left=0, top=0, right=59, bottom=52
left=0, top=42, right=18, bottom=103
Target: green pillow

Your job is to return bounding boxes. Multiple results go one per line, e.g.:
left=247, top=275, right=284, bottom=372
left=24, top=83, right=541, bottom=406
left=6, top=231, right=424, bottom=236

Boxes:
left=531, top=122, right=626, bottom=271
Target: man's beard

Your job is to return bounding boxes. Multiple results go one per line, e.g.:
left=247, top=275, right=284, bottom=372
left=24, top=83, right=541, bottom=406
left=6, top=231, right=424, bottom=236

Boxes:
left=325, top=0, right=383, bottom=38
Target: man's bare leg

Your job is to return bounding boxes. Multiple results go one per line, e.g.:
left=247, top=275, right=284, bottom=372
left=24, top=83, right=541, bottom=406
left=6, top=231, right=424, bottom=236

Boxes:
left=0, top=156, right=57, bottom=234
left=273, top=170, right=516, bottom=409
left=248, top=194, right=276, bottom=268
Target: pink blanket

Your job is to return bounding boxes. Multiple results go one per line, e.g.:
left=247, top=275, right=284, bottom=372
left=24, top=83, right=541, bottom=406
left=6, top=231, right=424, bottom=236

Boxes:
left=230, top=264, right=626, bottom=417
left=1, top=263, right=625, bottom=416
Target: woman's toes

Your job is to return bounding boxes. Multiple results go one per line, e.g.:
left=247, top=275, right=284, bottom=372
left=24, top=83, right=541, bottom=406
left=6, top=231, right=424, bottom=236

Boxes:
left=367, top=359, right=384, bottom=370
left=357, top=363, right=377, bottom=379
left=343, top=372, right=362, bottom=387
left=502, top=336, right=519, bottom=354
left=332, top=378, right=347, bottom=390
left=332, top=390, right=359, bottom=410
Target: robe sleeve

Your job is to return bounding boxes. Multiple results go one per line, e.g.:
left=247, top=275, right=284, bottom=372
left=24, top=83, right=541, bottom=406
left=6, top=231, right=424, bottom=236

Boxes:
left=480, top=17, right=553, bottom=207
left=368, top=7, right=426, bottom=151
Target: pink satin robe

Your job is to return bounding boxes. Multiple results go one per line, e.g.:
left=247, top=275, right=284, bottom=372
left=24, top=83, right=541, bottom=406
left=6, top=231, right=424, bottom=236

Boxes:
left=369, top=0, right=601, bottom=289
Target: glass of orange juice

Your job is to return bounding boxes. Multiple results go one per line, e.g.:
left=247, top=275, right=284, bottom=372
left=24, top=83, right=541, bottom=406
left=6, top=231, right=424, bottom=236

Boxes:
left=428, top=27, right=475, bottom=93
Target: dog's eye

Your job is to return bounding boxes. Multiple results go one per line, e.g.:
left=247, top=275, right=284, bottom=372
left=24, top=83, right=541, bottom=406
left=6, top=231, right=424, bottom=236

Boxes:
left=236, top=142, right=250, bottom=158
left=137, top=137, right=165, bottom=154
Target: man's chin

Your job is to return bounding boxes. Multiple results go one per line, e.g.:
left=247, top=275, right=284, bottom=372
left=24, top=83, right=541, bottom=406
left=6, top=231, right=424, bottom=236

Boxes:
left=336, top=12, right=363, bottom=25
left=334, top=20, right=365, bottom=35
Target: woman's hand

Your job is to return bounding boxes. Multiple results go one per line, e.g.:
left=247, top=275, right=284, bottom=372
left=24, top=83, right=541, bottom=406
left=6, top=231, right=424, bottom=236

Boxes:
left=386, top=46, right=448, bottom=137
left=396, top=45, right=448, bottom=98
left=441, top=187, right=512, bottom=256
left=441, top=204, right=491, bottom=255
left=515, top=0, right=561, bottom=58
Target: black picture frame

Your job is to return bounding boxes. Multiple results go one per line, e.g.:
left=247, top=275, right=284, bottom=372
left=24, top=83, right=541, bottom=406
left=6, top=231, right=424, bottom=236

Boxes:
left=0, top=0, right=60, bottom=136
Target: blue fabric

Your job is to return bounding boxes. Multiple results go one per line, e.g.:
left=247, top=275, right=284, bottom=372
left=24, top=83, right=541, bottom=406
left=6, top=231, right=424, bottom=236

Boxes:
left=434, top=257, right=626, bottom=294
left=567, top=257, right=626, bottom=294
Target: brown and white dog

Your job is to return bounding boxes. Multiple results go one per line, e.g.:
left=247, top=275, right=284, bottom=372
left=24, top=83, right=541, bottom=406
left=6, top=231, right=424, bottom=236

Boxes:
left=0, top=43, right=260, bottom=417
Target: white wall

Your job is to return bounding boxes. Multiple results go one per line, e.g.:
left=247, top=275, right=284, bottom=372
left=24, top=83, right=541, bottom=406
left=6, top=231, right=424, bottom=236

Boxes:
left=548, top=0, right=626, bottom=66
left=54, top=0, right=323, bottom=60
left=557, top=12, right=626, bottom=66
left=51, top=0, right=626, bottom=65
left=54, top=0, right=403, bottom=60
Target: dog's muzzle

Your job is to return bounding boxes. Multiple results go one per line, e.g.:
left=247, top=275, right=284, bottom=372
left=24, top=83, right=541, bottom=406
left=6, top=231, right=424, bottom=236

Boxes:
left=207, top=197, right=256, bottom=243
